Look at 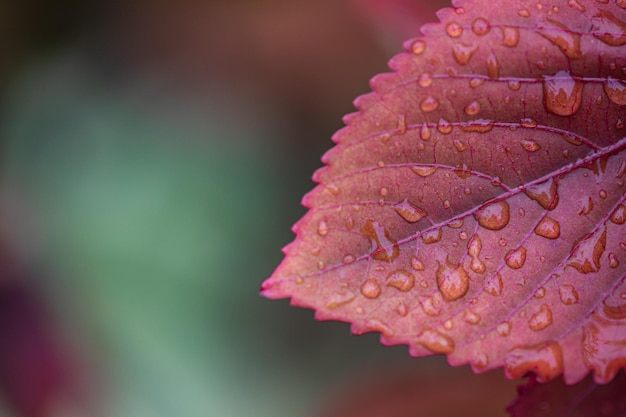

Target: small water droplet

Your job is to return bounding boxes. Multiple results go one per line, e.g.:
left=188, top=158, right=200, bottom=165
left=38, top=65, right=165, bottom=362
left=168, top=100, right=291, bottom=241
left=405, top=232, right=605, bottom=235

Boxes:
left=534, top=216, right=561, bottom=239
left=411, top=165, right=437, bottom=177
left=603, top=76, right=626, bottom=105
left=610, top=204, right=626, bottom=224
left=487, top=52, right=501, bottom=79
left=422, top=228, right=442, bottom=244
left=393, top=198, right=427, bottom=223
left=485, top=273, right=503, bottom=296
left=537, top=19, right=582, bottom=59
left=420, top=294, right=442, bottom=316
left=449, top=219, right=464, bottom=228
left=464, top=187, right=472, bottom=195
left=599, top=189, right=608, bottom=199
left=418, top=73, right=433, bottom=88
left=317, top=220, right=329, bottom=236
left=453, top=43, right=478, bottom=65
left=317, top=260, right=326, bottom=270
left=468, top=234, right=482, bottom=257
left=379, top=187, right=389, bottom=197
left=521, top=138, right=541, bottom=152
left=567, top=0, right=586, bottom=12
left=362, top=220, right=400, bottom=262
left=327, top=290, right=356, bottom=309
left=502, top=26, right=520, bottom=46
left=520, top=117, right=538, bottom=128
left=326, top=183, right=341, bottom=195
left=443, top=319, right=453, bottom=330
left=386, top=270, right=415, bottom=292
left=559, top=284, right=579, bottom=305
left=464, top=309, right=481, bottom=324
left=416, top=329, right=455, bottom=353
left=529, top=304, right=553, bottom=330
left=470, top=77, right=486, bottom=88
left=361, top=278, right=381, bottom=299
left=343, top=254, right=356, bottom=264
left=446, top=22, right=464, bottom=38
left=472, top=18, right=491, bottom=35
left=525, top=179, right=559, bottom=210
left=506, top=247, right=527, bottom=269
left=518, top=8, right=530, bottom=17
left=397, top=302, right=408, bottom=316
left=459, top=231, right=468, bottom=240
left=497, top=321, right=512, bottom=336
left=411, top=40, right=426, bottom=54
left=567, top=227, right=607, bottom=273
left=420, top=96, right=439, bottom=112
left=437, top=118, right=453, bottom=134
left=464, top=100, right=481, bottom=115
left=473, top=353, right=489, bottom=370
left=505, top=342, right=563, bottom=382
left=609, top=252, right=619, bottom=268
left=410, top=256, right=425, bottom=271
left=419, top=124, right=432, bottom=140
left=617, top=119, right=624, bottom=129
left=470, top=258, right=486, bottom=274
left=535, top=287, right=547, bottom=299
left=591, top=9, right=626, bottom=46
left=475, top=200, right=510, bottom=230
left=436, top=257, right=470, bottom=301
left=543, top=70, right=583, bottom=116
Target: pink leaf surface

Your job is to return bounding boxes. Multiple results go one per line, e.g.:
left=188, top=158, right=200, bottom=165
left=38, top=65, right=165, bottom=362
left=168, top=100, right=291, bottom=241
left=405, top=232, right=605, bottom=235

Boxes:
left=262, top=0, right=626, bottom=384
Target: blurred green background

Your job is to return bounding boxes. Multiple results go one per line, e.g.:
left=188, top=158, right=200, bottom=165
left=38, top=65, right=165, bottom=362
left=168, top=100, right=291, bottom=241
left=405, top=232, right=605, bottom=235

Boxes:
left=0, top=1, right=515, bottom=417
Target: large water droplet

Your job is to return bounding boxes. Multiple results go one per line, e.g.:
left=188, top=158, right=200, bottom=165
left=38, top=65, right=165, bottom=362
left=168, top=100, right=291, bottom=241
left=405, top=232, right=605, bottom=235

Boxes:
left=422, top=229, right=442, bottom=244
left=416, top=329, right=455, bottom=353
left=520, top=138, right=541, bottom=152
left=567, top=227, right=607, bottom=273
left=327, top=290, right=356, bottom=309
left=453, top=43, right=478, bottom=65
left=411, top=256, right=425, bottom=271
left=591, top=9, right=626, bottom=46
left=418, top=73, right=433, bottom=88
left=472, top=18, right=491, bottom=35
left=603, top=76, right=626, bottom=105
left=411, top=40, right=426, bottom=55
left=464, top=100, right=481, bottom=115
left=543, top=70, right=583, bottom=116
left=525, top=179, right=559, bottom=210
left=537, top=19, right=582, bottom=59
left=317, top=220, right=329, bottom=236
left=529, top=304, right=553, bottom=330
left=420, top=96, right=439, bottom=112
left=534, top=216, right=561, bottom=239
left=446, top=22, right=464, bottom=37
left=394, top=198, right=427, bottom=223
left=559, top=284, right=579, bottom=305
left=485, top=273, right=503, bottom=296
left=475, top=200, right=510, bottom=230
left=506, top=247, right=527, bottom=269
left=386, top=270, right=415, bottom=292
left=436, top=257, right=470, bottom=301
left=502, top=26, right=520, bottom=46
left=505, top=342, right=563, bottom=382
left=361, top=278, right=382, bottom=299
left=411, top=165, right=436, bottom=177
left=437, top=118, right=453, bottom=134
left=486, top=52, right=500, bottom=79
left=361, top=220, right=400, bottom=262
left=470, top=78, right=486, bottom=88
left=611, top=204, right=626, bottom=224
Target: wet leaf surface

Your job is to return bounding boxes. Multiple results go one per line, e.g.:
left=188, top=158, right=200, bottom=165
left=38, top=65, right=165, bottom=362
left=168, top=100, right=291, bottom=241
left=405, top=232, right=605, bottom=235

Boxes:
left=262, top=0, right=626, bottom=384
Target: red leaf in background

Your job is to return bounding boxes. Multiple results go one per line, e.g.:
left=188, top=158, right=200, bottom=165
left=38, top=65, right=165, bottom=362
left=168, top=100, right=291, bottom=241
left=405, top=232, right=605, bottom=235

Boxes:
left=262, top=0, right=626, bottom=384
left=507, top=371, right=626, bottom=417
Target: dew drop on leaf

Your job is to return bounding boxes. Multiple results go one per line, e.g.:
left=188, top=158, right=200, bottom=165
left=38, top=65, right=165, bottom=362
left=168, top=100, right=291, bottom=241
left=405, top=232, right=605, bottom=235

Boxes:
left=502, top=26, right=520, bottom=46
left=485, top=273, right=503, bottom=296
left=508, top=80, right=522, bottom=90
left=591, top=9, right=626, bottom=46
left=505, top=341, right=563, bottom=382
left=610, top=205, right=626, bottom=224
left=497, top=321, right=512, bottom=336
left=420, top=294, right=442, bottom=316
left=603, top=76, right=626, bottom=105
left=469, top=77, right=486, bottom=88
left=472, top=17, right=491, bottom=35
left=411, top=40, right=426, bottom=55
left=520, top=117, right=538, bottom=128
left=520, top=138, right=541, bottom=152
left=529, top=304, right=553, bottom=331
left=525, top=178, right=559, bottom=210
left=464, top=100, right=481, bottom=115
left=418, top=73, right=433, bottom=88
left=443, top=319, right=453, bottom=330
left=420, top=95, right=439, bottom=112
left=343, top=254, right=356, bottom=264
left=317, top=220, right=329, bottom=236
left=608, top=253, right=619, bottom=269
left=419, top=124, right=432, bottom=140
left=411, top=165, right=436, bottom=177
left=397, top=302, right=408, bottom=317
left=559, top=284, right=579, bottom=305
left=567, top=227, right=607, bottom=274
left=534, top=287, right=546, bottom=299
left=411, top=256, right=425, bottom=271
left=463, top=309, right=481, bottom=324
left=437, top=118, right=453, bottom=134
left=361, top=220, right=400, bottom=262
left=506, top=246, right=527, bottom=269
left=453, top=43, right=479, bottom=65
left=422, top=228, right=443, bottom=244
left=416, top=329, right=455, bottom=354
left=446, top=22, right=464, bottom=38
left=537, top=19, right=582, bottom=59
left=327, top=290, right=356, bottom=309
left=473, top=353, right=490, bottom=370
left=542, top=70, right=583, bottom=116
left=518, top=8, right=530, bottom=17
left=393, top=198, right=427, bottom=223
left=436, top=257, right=470, bottom=301
left=361, top=278, right=382, bottom=299
left=386, top=270, right=415, bottom=291
left=534, top=216, right=561, bottom=239
left=475, top=200, right=511, bottom=230
left=486, top=52, right=501, bottom=78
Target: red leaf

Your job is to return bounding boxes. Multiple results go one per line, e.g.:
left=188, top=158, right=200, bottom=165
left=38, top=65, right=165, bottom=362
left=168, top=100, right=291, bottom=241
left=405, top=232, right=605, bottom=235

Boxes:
left=262, top=0, right=626, bottom=384
left=507, top=371, right=626, bottom=417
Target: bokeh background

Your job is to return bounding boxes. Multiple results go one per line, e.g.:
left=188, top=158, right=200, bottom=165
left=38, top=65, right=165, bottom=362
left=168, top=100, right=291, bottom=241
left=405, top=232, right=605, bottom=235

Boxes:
left=0, top=1, right=518, bottom=416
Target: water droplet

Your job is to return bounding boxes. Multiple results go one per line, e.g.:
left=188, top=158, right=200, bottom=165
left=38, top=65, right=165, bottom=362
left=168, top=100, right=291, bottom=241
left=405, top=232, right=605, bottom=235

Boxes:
left=420, top=294, right=442, bottom=316
left=411, top=165, right=436, bottom=177
left=505, top=342, right=563, bottom=382
left=529, top=304, right=553, bottom=330
left=411, top=40, right=426, bottom=54
left=609, top=252, right=619, bottom=268
left=464, top=100, right=481, bottom=115
left=591, top=9, right=626, bottom=46
left=507, top=80, right=522, bottom=91
left=459, top=231, right=469, bottom=240
left=567, top=0, right=586, bottom=12
left=610, top=204, right=626, bottom=224
left=535, top=287, right=547, bottom=299
left=418, top=124, right=432, bottom=141
left=411, top=256, right=425, bottom=271
left=472, top=18, right=490, bottom=35
left=470, top=77, right=486, bottom=88
left=537, top=19, right=582, bottom=59
left=436, top=257, right=470, bottom=301
left=343, top=254, right=356, bottom=264
left=416, top=329, right=455, bottom=353
left=577, top=196, right=594, bottom=215
left=487, top=52, right=501, bottom=79
left=520, top=138, right=541, bottom=152
left=449, top=219, right=464, bottom=228
left=617, top=119, right=624, bottom=129
left=603, top=76, right=626, bottom=105
left=443, top=319, right=453, bottom=330
left=473, top=353, right=489, bottom=370
left=446, top=22, right=464, bottom=37
left=520, top=118, right=538, bottom=128
left=559, top=284, right=579, bottom=304
left=379, top=187, right=388, bottom=197
left=317, top=220, right=329, bottom=236
left=386, top=270, right=415, bottom=292
left=502, top=26, right=520, bottom=46
left=453, top=43, right=478, bottom=65
left=361, top=278, right=381, bottom=299
left=464, top=309, right=481, bottom=324
left=362, top=220, right=400, bottom=262
left=464, top=187, right=472, bottom=195
left=497, top=321, right=512, bottom=336
left=567, top=227, right=607, bottom=273
left=393, top=198, right=427, bottom=223
left=397, top=302, right=408, bottom=316
left=420, top=96, right=439, bottom=112
left=618, top=0, right=626, bottom=8
left=459, top=119, right=494, bottom=133
left=468, top=234, right=482, bottom=257
left=326, top=183, right=341, bottom=195
left=599, top=189, right=608, bottom=199
left=327, top=290, right=356, bottom=309
left=365, top=319, right=394, bottom=336
left=485, top=273, right=503, bottom=296
left=470, top=258, right=486, bottom=274
left=317, top=260, right=326, bottom=270
left=525, top=179, right=559, bottom=210
left=543, top=70, right=583, bottom=116
left=437, top=118, right=453, bottom=134
left=422, top=228, right=442, bottom=244
left=418, top=73, right=433, bottom=88
left=475, top=200, right=510, bottom=230
left=534, top=216, right=561, bottom=239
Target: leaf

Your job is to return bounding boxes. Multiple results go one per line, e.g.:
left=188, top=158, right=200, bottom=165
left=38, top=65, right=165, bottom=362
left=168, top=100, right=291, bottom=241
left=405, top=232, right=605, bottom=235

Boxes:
left=262, top=0, right=626, bottom=384
left=507, top=371, right=626, bottom=417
